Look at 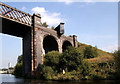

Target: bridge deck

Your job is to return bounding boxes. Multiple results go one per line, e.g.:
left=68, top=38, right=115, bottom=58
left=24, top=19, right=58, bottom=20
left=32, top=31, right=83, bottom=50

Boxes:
left=0, top=2, right=32, bottom=26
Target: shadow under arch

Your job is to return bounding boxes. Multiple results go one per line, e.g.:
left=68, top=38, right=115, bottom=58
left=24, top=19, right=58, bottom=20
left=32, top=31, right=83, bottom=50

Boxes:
left=43, top=35, right=58, bottom=54
left=62, top=40, right=72, bottom=52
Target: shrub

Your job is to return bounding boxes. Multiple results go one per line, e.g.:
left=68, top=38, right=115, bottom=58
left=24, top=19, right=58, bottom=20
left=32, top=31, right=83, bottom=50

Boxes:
left=44, top=51, right=61, bottom=71
left=113, top=50, right=120, bottom=79
left=14, top=62, right=23, bottom=77
left=84, top=45, right=98, bottom=59
left=77, top=60, right=91, bottom=76
left=17, top=55, right=22, bottom=64
left=91, top=74, right=104, bottom=80
left=13, top=55, right=23, bottom=77
left=40, top=66, right=54, bottom=80
left=113, top=50, right=120, bottom=71
left=59, top=46, right=84, bottom=71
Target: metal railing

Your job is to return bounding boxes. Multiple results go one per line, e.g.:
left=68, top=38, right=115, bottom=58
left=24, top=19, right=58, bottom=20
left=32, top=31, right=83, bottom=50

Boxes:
left=0, top=2, right=32, bottom=26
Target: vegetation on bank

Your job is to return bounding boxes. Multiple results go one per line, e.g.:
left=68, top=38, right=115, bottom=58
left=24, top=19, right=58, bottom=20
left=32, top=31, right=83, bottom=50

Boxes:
left=13, top=55, right=23, bottom=77
left=13, top=42, right=120, bottom=80
left=37, top=47, right=91, bottom=80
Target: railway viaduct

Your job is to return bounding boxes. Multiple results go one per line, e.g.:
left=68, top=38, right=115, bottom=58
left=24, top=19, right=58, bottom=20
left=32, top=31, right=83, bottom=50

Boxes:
left=0, top=2, right=78, bottom=76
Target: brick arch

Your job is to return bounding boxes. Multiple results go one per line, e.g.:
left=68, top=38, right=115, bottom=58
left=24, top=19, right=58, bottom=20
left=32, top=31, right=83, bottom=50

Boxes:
left=62, top=40, right=72, bottom=52
left=43, top=35, right=59, bottom=54
left=43, top=34, right=58, bottom=42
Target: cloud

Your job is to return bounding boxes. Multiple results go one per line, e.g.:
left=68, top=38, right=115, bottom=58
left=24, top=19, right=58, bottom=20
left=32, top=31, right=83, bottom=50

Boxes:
left=77, top=34, right=118, bottom=52
left=101, top=44, right=118, bottom=52
left=31, top=7, right=63, bottom=27
left=57, top=0, right=118, bottom=4
left=57, top=0, right=74, bottom=5
left=56, top=0, right=118, bottom=5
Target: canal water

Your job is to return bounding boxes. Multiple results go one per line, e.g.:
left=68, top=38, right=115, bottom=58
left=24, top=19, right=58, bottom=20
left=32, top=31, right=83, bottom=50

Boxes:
left=0, top=74, right=119, bottom=84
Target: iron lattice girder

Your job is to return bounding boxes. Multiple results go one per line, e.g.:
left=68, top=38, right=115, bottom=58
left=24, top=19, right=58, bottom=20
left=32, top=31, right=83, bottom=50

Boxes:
left=0, top=2, right=32, bottom=26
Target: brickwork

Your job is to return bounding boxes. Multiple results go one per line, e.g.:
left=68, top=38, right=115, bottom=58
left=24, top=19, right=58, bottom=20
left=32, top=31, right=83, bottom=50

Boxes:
left=32, top=14, right=78, bottom=74
left=1, top=13, right=78, bottom=77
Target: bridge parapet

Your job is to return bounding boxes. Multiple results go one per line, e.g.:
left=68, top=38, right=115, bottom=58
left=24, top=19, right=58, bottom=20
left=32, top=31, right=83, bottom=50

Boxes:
left=0, top=2, right=32, bottom=26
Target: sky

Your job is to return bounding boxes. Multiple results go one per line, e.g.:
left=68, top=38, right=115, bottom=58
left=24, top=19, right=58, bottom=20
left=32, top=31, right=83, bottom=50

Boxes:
left=0, top=0, right=118, bottom=68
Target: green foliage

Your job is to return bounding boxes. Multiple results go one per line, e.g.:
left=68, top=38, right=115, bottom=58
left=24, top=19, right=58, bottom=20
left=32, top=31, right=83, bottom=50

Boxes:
left=40, top=46, right=91, bottom=80
left=53, top=70, right=80, bottom=81
left=77, top=42, right=112, bottom=59
left=42, top=22, right=48, bottom=27
left=14, top=42, right=115, bottom=80
left=59, top=46, right=84, bottom=71
left=44, top=51, right=61, bottom=71
left=37, top=64, right=54, bottom=80
left=84, top=45, right=98, bottom=59
left=113, top=50, right=120, bottom=79
left=91, top=74, right=104, bottom=80
left=17, top=55, right=22, bottom=64
left=14, top=62, right=23, bottom=77
left=89, top=60, right=116, bottom=80
left=9, top=67, right=14, bottom=70
left=77, top=60, right=91, bottom=76
left=51, top=26, right=55, bottom=30
left=14, top=55, right=23, bottom=77
left=42, top=66, right=54, bottom=80
left=113, top=50, right=120, bottom=71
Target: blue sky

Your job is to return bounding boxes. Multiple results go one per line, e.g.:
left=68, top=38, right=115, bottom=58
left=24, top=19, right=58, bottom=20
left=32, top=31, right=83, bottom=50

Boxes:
left=0, top=1, right=118, bottom=68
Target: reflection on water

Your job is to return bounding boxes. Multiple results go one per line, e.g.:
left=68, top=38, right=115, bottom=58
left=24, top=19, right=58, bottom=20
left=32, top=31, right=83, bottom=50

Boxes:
left=0, top=74, right=119, bottom=84
left=1, top=74, right=23, bottom=83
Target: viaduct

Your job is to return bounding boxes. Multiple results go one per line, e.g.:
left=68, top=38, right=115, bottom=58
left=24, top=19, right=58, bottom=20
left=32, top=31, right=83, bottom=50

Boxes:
left=0, top=2, right=78, bottom=76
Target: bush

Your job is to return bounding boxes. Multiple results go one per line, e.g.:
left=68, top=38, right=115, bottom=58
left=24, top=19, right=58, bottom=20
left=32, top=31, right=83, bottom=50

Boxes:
left=14, top=63, right=23, bottom=77
left=59, top=46, right=84, bottom=71
left=84, top=45, right=98, bottom=59
left=44, top=51, right=61, bottom=71
left=13, top=55, right=23, bottom=77
left=113, top=50, right=120, bottom=71
left=113, top=50, right=120, bottom=79
left=17, top=55, right=22, bottom=64
left=77, top=60, right=91, bottom=76
left=38, top=65, right=54, bottom=80
left=91, top=74, right=104, bottom=80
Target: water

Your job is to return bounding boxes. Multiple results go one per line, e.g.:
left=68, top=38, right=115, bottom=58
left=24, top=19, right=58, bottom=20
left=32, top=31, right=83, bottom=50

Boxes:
left=0, top=74, right=119, bottom=84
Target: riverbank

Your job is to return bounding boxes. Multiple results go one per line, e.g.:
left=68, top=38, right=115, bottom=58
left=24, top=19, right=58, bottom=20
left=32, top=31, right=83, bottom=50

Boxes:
left=1, top=74, right=120, bottom=84
left=13, top=45, right=120, bottom=81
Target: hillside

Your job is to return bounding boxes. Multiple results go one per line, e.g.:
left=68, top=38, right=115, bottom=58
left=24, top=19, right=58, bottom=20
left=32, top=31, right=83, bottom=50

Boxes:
left=77, top=42, right=116, bottom=79
left=77, top=42, right=114, bottom=63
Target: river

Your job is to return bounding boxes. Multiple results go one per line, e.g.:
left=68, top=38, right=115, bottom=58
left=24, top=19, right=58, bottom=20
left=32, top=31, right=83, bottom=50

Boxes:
left=0, top=74, right=119, bottom=84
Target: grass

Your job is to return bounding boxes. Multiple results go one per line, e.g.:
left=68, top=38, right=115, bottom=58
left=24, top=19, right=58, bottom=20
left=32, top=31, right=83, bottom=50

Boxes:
left=77, top=42, right=113, bottom=63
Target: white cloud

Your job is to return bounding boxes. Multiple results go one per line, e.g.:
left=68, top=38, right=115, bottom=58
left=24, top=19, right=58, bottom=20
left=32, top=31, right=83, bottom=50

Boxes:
left=31, top=7, right=63, bottom=27
left=101, top=44, right=118, bottom=52
left=57, top=0, right=118, bottom=4
left=57, top=0, right=74, bottom=5
left=55, top=0, right=119, bottom=5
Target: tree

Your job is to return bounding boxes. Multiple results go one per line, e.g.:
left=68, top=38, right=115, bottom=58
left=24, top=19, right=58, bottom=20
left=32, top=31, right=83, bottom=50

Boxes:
left=44, top=51, right=61, bottom=71
left=17, top=55, right=22, bottom=64
left=51, top=26, right=55, bottom=30
left=14, top=62, right=23, bottom=77
left=84, top=45, right=98, bottom=59
left=113, top=50, right=120, bottom=78
left=14, top=55, right=23, bottom=77
left=42, top=22, right=48, bottom=27
left=59, top=46, right=84, bottom=71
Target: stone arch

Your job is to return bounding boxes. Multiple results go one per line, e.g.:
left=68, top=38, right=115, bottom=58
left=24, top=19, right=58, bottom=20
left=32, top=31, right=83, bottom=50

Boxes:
left=62, top=40, right=72, bottom=52
left=43, top=35, right=58, bottom=54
